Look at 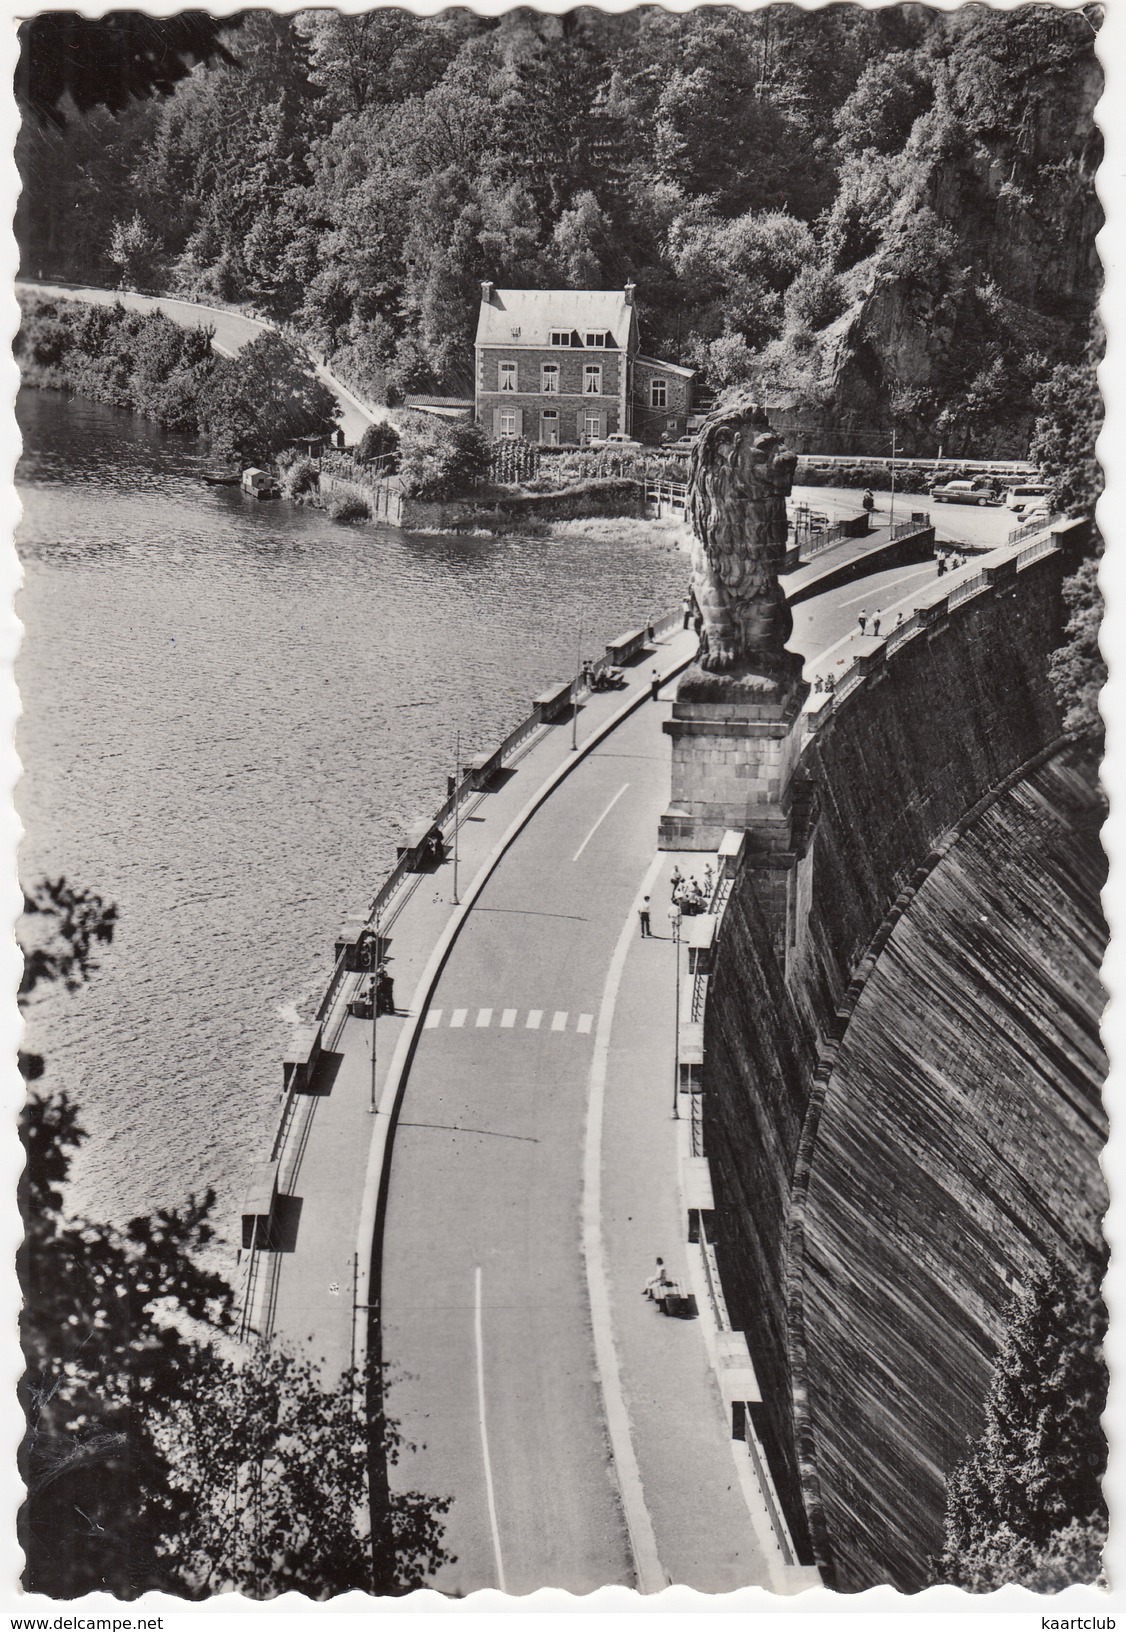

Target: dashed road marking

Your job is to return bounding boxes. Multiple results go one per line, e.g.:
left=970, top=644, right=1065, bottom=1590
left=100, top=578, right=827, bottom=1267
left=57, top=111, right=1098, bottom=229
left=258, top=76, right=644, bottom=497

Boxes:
left=500, top=1008, right=517, bottom=1028
left=476, top=1008, right=493, bottom=1028
left=577, top=1012, right=593, bottom=1034
left=425, top=1009, right=442, bottom=1029
left=551, top=1010, right=568, bottom=1032
left=526, top=1009, right=543, bottom=1030
left=450, top=1008, right=468, bottom=1029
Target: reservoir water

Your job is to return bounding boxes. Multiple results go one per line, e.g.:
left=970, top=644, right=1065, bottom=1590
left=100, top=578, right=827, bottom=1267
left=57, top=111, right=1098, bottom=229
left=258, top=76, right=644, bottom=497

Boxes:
left=15, top=389, right=687, bottom=1242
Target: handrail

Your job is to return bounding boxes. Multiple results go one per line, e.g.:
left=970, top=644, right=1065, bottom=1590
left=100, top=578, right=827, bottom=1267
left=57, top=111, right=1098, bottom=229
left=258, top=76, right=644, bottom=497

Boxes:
left=699, top=1233, right=729, bottom=1331
left=947, top=570, right=986, bottom=609
left=1008, top=512, right=1061, bottom=547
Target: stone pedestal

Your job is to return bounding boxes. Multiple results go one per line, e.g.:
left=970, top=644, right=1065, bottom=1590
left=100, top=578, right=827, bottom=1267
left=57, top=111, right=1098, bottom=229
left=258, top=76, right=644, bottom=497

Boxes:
left=659, top=660, right=808, bottom=858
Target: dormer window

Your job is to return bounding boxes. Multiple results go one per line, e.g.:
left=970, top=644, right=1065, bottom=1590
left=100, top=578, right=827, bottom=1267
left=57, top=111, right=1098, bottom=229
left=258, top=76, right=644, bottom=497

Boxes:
left=549, top=330, right=574, bottom=347
left=585, top=331, right=608, bottom=348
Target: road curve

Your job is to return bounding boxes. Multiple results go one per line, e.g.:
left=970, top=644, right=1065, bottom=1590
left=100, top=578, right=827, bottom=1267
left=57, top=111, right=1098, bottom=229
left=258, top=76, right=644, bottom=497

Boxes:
left=16, top=280, right=380, bottom=444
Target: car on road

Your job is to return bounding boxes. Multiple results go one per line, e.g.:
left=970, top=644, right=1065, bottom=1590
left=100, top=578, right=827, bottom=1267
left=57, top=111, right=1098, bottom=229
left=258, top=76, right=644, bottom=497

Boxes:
left=930, top=479, right=1001, bottom=506
left=1003, top=482, right=1054, bottom=513
left=661, top=434, right=697, bottom=454
left=587, top=431, right=643, bottom=450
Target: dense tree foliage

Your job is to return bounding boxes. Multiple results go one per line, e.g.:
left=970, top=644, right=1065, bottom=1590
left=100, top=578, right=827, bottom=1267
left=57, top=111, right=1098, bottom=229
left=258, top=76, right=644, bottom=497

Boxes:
left=15, top=6, right=1101, bottom=460
left=17, top=293, right=338, bottom=464
left=937, top=1254, right=1107, bottom=1592
left=1049, top=553, right=1106, bottom=745
left=19, top=885, right=450, bottom=1598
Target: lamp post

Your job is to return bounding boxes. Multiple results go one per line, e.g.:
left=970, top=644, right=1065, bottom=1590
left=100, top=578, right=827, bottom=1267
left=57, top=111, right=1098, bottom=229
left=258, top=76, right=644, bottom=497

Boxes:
left=671, top=904, right=682, bottom=1119
left=452, top=730, right=461, bottom=906
left=366, top=912, right=381, bottom=1116
left=890, top=425, right=897, bottom=533
left=571, top=624, right=583, bottom=752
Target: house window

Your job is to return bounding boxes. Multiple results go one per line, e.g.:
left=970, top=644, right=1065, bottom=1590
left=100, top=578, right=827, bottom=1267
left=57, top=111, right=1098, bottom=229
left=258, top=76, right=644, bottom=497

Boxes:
left=651, top=377, right=667, bottom=409
left=550, top=330, right=573, bottom=347
left=499, top=361, right=517, bottom=392
left=542, top=363, right=560, bottom=394
left=583, top=364, right=602, bottom=395
left=584, top=411, right=602, bottom=440
left=585, top=330, right=608, bottom=348
left=499, top=411, right=517, bottom=437
left=541, top=409, right=559, bottom=445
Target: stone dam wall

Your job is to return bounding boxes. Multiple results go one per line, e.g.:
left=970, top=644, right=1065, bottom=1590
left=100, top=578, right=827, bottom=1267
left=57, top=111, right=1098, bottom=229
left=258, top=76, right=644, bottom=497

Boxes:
left=703, top=543, right=1107, bottom=1588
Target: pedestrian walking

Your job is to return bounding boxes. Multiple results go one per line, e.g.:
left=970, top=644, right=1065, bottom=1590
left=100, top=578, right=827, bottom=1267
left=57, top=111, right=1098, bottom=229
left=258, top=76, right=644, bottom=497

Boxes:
left=682, top=596, right=693, bottom=629
left=937, top=554, right=947, bottom=577
left=638, top=896, right=652, bottom=937
left=670, top=865, right=684, bottom=900
left=703, top=863, right=714, bottom=895
left=895, top=611, right=904, bottom=628
left=651, top=668, right=661, bottom=700
left=872, top=610, right=882, bottom=636
left=858, top=610, right=868, bottom=635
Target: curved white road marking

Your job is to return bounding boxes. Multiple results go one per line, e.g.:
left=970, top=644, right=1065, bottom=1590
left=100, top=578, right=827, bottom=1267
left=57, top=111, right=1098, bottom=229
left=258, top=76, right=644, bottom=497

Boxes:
left=475, top=1265, right=507, bottom=1594
left=581, top=853, right=667, bottom=1593
left=572, top=781, right=630, bottom=862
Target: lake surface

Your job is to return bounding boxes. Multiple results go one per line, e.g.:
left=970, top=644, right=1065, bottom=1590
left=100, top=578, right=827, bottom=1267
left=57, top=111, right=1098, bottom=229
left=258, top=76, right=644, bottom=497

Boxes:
left=15, top=389, right=686, bottom=1243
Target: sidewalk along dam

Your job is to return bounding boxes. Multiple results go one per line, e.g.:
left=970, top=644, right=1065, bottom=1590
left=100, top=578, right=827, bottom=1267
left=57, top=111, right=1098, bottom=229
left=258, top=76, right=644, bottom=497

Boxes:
left=687, top=514, right=1105, bottom=1590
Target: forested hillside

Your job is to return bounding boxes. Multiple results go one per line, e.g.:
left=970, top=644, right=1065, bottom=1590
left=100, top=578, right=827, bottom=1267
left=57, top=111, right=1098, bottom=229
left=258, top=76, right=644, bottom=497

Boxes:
left=16, top=4, right=1102, bottom=457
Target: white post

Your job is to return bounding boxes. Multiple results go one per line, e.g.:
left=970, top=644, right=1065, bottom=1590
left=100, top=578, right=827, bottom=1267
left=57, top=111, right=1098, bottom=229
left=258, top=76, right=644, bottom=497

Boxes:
left=672, top=908, right=682, bottom=1119
left=890, top=427, right=897, bottom=532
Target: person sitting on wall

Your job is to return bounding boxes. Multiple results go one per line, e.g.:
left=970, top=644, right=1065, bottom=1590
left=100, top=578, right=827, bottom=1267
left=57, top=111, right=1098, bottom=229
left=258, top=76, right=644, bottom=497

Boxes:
left=642, top=1257, right=673, bottom=1300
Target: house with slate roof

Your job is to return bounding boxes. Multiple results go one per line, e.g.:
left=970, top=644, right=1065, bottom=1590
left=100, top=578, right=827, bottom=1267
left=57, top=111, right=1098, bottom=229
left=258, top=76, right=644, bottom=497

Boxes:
left=474, top=283, right=695, bottom=447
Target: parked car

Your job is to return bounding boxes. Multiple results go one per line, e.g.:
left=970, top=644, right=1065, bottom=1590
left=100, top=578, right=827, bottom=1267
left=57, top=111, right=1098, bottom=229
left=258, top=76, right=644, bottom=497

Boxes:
left=586, top=432, right=643, bottom=450
left=1004, top=482, right=1054, bottom=513
left=930, top=479, right=1001, bottom=506
left=664, top=435, right=697, bottom=454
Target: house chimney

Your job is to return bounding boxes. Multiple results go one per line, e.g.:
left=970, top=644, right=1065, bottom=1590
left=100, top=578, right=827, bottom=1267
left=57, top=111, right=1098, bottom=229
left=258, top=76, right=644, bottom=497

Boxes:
left=624, top=281, right=636, bottom=305
left=481, top=280, right=495, bottom=304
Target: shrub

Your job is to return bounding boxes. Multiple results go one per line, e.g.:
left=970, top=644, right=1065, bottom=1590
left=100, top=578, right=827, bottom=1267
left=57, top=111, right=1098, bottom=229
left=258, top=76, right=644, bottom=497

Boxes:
left=357, top=420, right=401, bottom=465
left=327, top=492, right=371, bottom=522
left=282, top=457, right=319, bottom=498
left=396, top=413, right=489, bottom=501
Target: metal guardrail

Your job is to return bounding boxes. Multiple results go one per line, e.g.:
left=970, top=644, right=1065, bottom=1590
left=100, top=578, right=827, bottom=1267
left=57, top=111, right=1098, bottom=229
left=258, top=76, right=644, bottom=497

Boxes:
left=1008, top=512, right=1061, bottom=547
left=1017, top=533, right=1058, bottom=568
left=889, top=514, right=930, bottom=540
left=644, top=478, right=689, bottom=510
left=691, top=971, right=708, bottom=1024
left=946, top=570, right=986, bottom=610
left=699, top=1233, right=729, bottom=1331
left=883, top=610, right=922, bottom=656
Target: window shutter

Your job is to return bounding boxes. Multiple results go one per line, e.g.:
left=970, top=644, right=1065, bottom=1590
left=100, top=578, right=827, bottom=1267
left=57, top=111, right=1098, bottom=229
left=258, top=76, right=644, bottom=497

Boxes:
left=598, top=410, right=606, bottom=438
left=493, top=408, right=502, bottom=435
left=515, top=407, right=524, bottom=436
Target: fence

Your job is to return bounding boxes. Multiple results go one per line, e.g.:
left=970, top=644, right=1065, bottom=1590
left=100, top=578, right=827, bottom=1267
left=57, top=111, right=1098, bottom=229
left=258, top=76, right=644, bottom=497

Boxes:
left=799, top=453, right=1033, bottom=475
left=1008, top=512, right=1060, bottom=547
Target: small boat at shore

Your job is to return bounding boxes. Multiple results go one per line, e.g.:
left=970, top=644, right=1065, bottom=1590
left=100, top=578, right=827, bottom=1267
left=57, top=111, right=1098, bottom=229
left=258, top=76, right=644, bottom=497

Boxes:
left=201, top=472, right=240, bottom=487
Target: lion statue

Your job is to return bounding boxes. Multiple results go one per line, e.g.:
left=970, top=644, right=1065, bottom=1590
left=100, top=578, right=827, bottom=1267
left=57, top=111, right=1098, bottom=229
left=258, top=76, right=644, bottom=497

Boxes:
left=687, top=400, right=797, bottom=676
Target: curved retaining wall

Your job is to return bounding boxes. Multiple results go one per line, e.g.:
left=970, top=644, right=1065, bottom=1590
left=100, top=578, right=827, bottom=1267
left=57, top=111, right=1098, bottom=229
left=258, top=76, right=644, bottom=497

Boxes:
left=703, top=529, right=1106, bottom=1587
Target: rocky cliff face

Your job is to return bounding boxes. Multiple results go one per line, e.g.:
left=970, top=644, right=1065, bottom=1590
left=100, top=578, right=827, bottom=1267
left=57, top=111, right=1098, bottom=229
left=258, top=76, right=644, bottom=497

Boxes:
left=782, top=18, right=1103, bottom=458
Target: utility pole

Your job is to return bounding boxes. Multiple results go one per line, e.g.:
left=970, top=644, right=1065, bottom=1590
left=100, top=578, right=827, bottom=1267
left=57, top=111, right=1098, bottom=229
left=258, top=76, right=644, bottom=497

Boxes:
left=452, top=730, right=461, bottom=906
left=890, top=426, right=897, bottom=532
